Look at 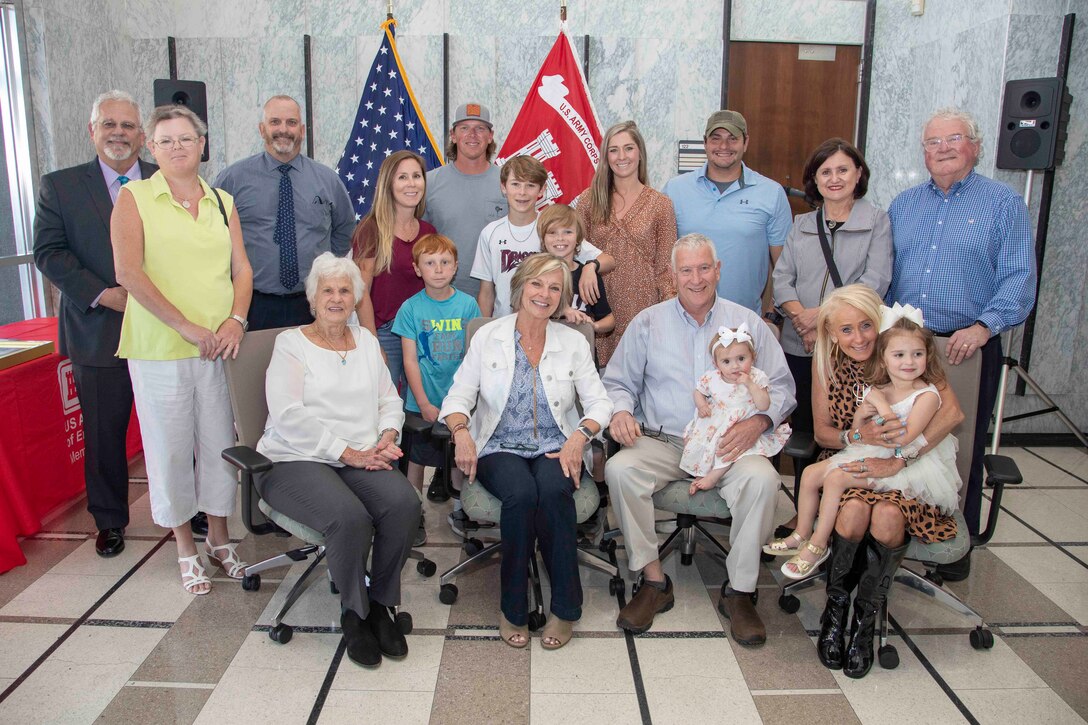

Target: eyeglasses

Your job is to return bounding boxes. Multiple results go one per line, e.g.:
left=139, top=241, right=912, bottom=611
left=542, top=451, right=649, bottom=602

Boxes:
left=640, top=424, right=668, bottom=441
left=152, top=135, right=199, bottom=150
left=97, top=120, right=140, bottom=132
left=922, top=134, right=968, bottom=150
left=499, top=442, right=539, bottom=453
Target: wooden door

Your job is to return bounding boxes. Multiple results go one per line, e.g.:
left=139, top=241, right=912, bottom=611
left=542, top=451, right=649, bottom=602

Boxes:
left=728, top=42, right=862, bottom=215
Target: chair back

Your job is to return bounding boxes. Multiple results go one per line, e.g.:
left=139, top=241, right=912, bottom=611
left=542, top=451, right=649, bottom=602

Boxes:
left=933, top=344, right=982, bottom=506
left=224, top=326, right=292, bottom=532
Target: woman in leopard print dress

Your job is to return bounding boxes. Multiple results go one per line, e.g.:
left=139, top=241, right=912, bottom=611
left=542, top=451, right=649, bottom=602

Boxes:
left=808, top=284, right=963, bottom=679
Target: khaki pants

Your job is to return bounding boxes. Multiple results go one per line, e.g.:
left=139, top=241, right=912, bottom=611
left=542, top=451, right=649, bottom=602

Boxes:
left=605, top=434, right=779, bottom=593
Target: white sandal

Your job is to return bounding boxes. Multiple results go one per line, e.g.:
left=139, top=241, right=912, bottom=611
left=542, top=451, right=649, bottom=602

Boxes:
left=179, top=554, right=211, bottom=595
left=204, top=540, right=248, bottom=579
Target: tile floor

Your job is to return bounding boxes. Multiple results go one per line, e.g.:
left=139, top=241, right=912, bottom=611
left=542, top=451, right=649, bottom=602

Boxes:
left=0, top=446, right=1085, bottom=724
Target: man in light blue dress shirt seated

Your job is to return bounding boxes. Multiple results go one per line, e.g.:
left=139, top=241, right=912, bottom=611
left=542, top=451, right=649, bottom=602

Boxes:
left=603, top=234, right=796, bottom=646
left=663, top=110, right=792, bottom=316
left=888, top=107, right=1036, bottom=581
left=216, top=95, right=355, bottom=330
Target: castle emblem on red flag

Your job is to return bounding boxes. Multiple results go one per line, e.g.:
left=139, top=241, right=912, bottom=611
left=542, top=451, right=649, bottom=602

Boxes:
left=497, top=31, right=602, bottom=208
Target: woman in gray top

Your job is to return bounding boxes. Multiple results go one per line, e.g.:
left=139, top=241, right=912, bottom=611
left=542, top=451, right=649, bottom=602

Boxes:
left=772, top=138, right=892, bottom=484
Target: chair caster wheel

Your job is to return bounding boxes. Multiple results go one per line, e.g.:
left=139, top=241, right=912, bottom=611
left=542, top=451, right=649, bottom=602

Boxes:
left=269, top=623, right=292, bottom=644
left=681, top=553, right=693, bottom=566
left=396, top=611, right=413, bottom=635
left=609, top=577, right=624, bottom=596
left=330, top=580, right=339, bottom=595
left=464, top=538, right=483, bottom=556
left=527, top=611, right=546, bottom=631
left=439, top=583, right=459, bottom=605
left=878, top=644, right=899, bottom=669
left=241, top=574, right=261, bottom=591
left=970, top=626, right=994, bottom=649
left=760, top=551, right=775, bottom=563
left=417, top=559, right=437, bottom=577
left=778, top=594, right=800, bottom=614
left=599, top=539, right=617, bottom=555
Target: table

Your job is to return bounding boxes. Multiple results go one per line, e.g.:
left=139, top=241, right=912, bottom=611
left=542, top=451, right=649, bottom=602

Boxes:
left=0, top=318, right=141, bottom=573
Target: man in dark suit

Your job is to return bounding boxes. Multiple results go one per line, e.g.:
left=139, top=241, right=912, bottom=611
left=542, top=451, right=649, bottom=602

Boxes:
left=33, top=90, right=156, bottom=557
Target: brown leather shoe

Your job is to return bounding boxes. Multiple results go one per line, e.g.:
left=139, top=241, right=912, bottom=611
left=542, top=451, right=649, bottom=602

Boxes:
left=717, top=588, right=766, bottom=647
left=616, top=576, right=674, bottom=634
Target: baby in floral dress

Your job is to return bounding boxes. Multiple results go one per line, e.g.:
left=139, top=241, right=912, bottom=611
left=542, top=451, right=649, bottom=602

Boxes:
left=681, top=324, right=792, bottom=495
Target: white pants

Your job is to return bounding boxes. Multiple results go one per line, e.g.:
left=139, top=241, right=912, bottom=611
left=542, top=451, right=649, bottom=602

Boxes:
left=605, top=434, right=778, bottom=592
left=128, top=357, right=237, bottom=528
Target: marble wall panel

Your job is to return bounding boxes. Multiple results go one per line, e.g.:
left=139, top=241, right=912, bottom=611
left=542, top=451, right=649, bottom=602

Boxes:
left=310, top=35, right=364, bottom=169
left=731, top=0, right=865, bottom=44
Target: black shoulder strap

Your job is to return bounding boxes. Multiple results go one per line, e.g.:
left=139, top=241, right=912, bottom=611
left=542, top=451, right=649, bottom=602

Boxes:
left=815, top=206, right=844, bottom=289
left=210, top=187, right=230, bottom=228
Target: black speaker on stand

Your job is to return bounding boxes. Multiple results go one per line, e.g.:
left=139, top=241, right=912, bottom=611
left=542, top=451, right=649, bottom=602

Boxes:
left=153, top=79, right=209, bottom=162
left=996, top=77, right=1071, bottom=171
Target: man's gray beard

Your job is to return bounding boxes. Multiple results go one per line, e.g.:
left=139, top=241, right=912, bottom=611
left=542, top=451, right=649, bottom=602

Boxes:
left=102, top=142, right=133, bottom=162
left=272, top=136, right=298, bottom=155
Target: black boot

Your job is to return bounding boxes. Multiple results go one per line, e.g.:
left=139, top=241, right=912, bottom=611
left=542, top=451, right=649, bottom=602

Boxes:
left=817, top=532, right=863, bottom=670
left=843, top=538, right=908, bottom=679
left=341, top=609, right=382, bottom=667
left=366, top=605, right=408, bottom=659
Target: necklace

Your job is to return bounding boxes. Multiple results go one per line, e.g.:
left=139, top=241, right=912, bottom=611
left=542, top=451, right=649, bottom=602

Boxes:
left=313, top=326, right=349, bottom=365
left=507, top=219, right=536, bottom=244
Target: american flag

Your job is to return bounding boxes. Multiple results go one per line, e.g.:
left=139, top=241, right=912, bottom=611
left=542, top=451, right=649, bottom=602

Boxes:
left=336, top=18, right=444, bottom=221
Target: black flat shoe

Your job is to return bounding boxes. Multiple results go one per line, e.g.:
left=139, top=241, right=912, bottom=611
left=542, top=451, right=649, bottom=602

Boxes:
left=341, top=610, right=382, bottom=667
left=366, top=606, right=408, bottom=659
left=426, top=470, right=450, bottom=502
left=189, top=512, right=209, bottom=536
left=95, top=528, right=125, bottom=557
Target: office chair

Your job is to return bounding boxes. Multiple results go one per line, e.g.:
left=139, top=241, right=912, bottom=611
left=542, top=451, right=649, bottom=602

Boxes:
left=432, top=318, right=622, bottom=630
left=220, top=326, right=435, bottom=645
left=777, top=344, right=1022, bottom=667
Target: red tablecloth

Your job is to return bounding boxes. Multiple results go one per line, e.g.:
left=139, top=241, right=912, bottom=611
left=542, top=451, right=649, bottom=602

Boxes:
left=0, top=318, right=141, bottom=573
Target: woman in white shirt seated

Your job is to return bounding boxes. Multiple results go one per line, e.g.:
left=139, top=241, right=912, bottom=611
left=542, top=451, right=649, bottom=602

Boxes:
left=440, top=253, right=613, bottom=651
left=256, top=252, right=420, bottom=669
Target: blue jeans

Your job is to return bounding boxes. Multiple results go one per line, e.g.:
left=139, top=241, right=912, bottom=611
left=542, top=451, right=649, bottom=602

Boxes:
left=376, top=319, right=405, bottom=398
left=476, top=453, right=582, bottom=626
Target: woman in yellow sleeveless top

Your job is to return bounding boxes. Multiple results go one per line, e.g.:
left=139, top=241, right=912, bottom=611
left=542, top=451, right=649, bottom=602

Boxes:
left=113, top=105, right=253, bottom=595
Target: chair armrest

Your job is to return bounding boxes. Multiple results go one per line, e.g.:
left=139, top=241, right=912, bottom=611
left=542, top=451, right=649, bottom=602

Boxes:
left=403, top=413, right=431, bottom=436
left=222, top=445, right=274, bottom=474
left=983, top=454, right=1022, bottom=486
left=783, top=431, right=816, bottom=460
left=431, top=421, right=451, bottom=441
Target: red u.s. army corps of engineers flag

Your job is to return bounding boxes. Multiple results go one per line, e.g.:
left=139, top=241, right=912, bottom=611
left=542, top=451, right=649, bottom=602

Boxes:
left=497, top=30, right=603, bottom=207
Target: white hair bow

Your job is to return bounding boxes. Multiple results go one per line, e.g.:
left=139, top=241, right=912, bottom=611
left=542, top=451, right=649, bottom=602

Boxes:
left=879, top=302, right=924, bottom=333
left=712, top=323, right=752, bottom=351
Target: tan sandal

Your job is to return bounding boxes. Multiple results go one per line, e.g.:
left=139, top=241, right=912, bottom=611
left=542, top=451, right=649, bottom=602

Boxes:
left=204, top=539, right=247, bottom=579
left=498, top=614, right=529, bottom=649
left=762, top=532, right=805, bottom=556
left=781, top=541, right=831, bottom=581
left=540, top=617, right=574, bottom=650
left=179, top=554, right=211, bottom=595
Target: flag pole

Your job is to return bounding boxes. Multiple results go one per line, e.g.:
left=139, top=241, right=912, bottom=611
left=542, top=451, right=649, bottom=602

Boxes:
left=387, top=1, right=393, bottom=21
left=560, top=0, right=566, bottom=22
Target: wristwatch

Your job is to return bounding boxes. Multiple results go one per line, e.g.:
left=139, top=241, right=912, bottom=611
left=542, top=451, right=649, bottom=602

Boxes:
left=229, top=314, right=249, bottom=332
left=586, top=258, right=601, bottom=273
left=575, top=424, right=594, bottom=442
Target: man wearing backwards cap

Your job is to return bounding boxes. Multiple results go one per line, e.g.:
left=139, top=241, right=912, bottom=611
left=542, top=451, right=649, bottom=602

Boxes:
left=663, top=110, right=792, bottom=318
left=423, top=103, right=508, bottom=297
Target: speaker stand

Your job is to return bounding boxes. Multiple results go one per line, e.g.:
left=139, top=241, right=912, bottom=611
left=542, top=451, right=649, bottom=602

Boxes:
left=989, top=172, right=1087, bottom=454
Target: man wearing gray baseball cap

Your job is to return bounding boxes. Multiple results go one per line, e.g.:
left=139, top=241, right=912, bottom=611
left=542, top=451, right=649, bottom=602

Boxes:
left=663, top=110, right=791, bottom=318
left=423, top=103, right=508, bottom=299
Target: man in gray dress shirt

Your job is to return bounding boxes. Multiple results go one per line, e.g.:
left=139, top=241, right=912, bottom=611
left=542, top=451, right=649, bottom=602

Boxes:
left=216, top=95, right=355, bottom=330
left=603, top=234, right=795, bottom=645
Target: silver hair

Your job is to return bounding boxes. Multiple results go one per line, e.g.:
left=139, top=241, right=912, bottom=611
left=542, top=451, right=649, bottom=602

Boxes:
left=670, top=233, right=719, bottom=270
left=260, top=95, right=302, bottom=124
left=90, top=90, right=142, bottom=126
left=144, top=104, right=208, bottom=139
left=305, top=252, right=365, bottom=307
left=924, top=106, right=985, bottom=162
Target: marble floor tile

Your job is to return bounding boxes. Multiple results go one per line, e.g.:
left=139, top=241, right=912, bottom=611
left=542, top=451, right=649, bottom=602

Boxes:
left=530, top=692, right=643, bottom=724
left=1023, top=447, right=1088, bottom=480
left=329, top=633, right=443, bottom=692
left=1005, top=635, right=1088, bottom=720
left=909, top=634, right=1046, bottom=689
left=636, top=637, right=761, bottom=723
left=530, top=636, right=632, bottom=694
left=986, top=513, right=1046, bottom=544
left=38, top=480, right=149, bottom=535
left=0, top=625, right=166, bottom=724
left=956, top=687, right=1085, bottom=725
left=1031, top=582, right=1088, bottom=624
left=945, top=549, right=1073, bottom=624
left=1045, top=490, right=1088, bottom=529
left=94, top=544, right=210, bottom=623
left=0, top=622, right=68, bottom=677
left=1006, top=448, right=1088, bottom=488
left=254, top=560, right=342, bottom=629
left=1068, top=546, right=1088, bottom=565
left=990, top=547, right=1088, bottom=586
left=1000, top=489, right=1088, bottom=542
left=753, top=693, right=861, bottom=725
left=0, top=538, right=83, bottom=609
left=97, top=685, right=211, bottom=725
left=429, top=639, right=530, bottom=724
left=319, top=689, right=434, bottom=724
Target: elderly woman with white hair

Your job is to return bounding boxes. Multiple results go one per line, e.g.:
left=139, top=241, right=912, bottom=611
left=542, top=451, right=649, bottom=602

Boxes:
left=255, top=251, right=421, bottom=669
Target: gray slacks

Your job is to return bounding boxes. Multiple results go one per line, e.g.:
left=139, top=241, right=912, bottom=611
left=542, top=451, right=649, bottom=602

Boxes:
left=257, top=460, right=421, bottom=618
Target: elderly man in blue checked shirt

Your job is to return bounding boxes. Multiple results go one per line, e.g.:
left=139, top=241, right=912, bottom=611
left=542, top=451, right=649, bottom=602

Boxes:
left=602, top=234, right=796, bottom=646
left=887, top=107, right=1036, bottom=581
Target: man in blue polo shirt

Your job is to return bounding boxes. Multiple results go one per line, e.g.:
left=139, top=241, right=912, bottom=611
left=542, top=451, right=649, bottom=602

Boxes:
left=888, top=107, right=1035, bottom=580
left=663, top=110, right=792, bottom=315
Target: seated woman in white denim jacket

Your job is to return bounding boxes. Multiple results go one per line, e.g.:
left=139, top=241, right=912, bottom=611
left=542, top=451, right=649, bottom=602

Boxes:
left=440, top=253, right=613, bottom=651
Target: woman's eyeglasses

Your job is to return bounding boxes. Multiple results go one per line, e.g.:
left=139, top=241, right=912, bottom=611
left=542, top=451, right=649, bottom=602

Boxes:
left=152, top=135, right=199, bottom=150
